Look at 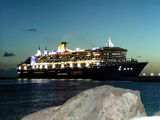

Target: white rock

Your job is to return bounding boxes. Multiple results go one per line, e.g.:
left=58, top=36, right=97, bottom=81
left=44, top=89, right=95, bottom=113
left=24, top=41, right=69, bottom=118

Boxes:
left=155, top=111, right=160, bottom=116
left=22, top=85, right=146, bottom=120
left=130, top=116, right=160, bottom=120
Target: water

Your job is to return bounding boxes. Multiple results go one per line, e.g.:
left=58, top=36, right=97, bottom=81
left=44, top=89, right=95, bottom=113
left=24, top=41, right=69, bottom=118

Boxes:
left=0, top=79, right=160, bottom=120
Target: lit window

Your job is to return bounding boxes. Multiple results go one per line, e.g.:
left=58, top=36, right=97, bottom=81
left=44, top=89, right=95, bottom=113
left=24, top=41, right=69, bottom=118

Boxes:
left=40, top=65, right=43, bottom=69
left=32, top=65, right=35, bottom=69
left=77, top=63, right=81, bottom=68
left=61, top=64, right=64, bottom=69
left=86, top=62, right=89, bottom=67
left=127, top=68, right=129, bottom=70
left=24, top=66, right=27, bottom=70
left=45, top=64, right=48, bottom=69
left=36, top=65, right=39, bottom=69
left=52, top=64, right=55, bottom=68
left=130, top=68, right=133, bottom=70
left=124, top=68, right=126, bottom=70
left=96, top=62, right=100, bottom=66
left=70, top=63, right=73, bottom=68
left=118, top=68, right=121, bottom=71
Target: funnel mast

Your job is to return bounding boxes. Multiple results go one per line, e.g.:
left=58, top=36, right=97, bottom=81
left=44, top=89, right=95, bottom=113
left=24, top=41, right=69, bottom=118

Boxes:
left=106, top=37, right=114, bottom=47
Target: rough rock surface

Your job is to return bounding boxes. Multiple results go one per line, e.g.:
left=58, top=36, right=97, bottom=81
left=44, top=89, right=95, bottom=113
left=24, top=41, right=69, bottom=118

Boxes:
left=155, top=111, right=160, bottom=116
left=22, top=85, right=146, bottom=120
left=130, top=116, right=160, bottom=120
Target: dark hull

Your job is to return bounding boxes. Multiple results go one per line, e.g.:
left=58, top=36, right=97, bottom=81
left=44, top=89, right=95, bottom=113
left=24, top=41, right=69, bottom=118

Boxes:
left=18, top=62, right=147, bottom=80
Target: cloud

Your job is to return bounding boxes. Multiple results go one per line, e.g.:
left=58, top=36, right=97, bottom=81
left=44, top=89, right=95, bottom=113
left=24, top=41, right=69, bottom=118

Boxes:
left=26, top=28, right=37, bottom=32
left=3, top=52, right=16, bottom=57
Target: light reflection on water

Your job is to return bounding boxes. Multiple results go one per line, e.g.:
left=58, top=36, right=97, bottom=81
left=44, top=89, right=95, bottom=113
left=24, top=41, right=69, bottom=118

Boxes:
left=0, top=78, right=160, bottom=120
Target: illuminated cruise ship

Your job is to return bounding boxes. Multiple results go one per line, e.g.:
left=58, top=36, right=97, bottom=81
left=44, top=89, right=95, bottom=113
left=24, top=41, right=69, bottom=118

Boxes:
left=17, top=37, right=147, bottom=79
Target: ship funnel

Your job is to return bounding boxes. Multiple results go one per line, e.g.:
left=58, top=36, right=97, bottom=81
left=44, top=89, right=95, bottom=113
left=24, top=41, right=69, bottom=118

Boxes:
left=106, top=37, right=114, bottom=47
left=57, top=42, right=68, bottom=52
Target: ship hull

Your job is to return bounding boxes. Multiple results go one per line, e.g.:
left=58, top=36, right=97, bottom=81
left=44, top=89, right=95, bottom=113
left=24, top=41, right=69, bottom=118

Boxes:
left=18, top=62, right=147, bottom=80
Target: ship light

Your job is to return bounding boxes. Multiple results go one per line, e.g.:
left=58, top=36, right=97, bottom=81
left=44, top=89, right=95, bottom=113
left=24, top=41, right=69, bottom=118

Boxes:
left=18, top=66, right=21, bottom=70
left=31, top=56, right=36, bottom=64
left=91, top=47, right=96, bottom=51
left=150, top=73, right=154, bottom=76
left=127, top=68, right=130, bottom=70
left=24, top=66, right=27, bottom=70
left=17, top=72, right=21, bottom=74
left=76, top=48, right=80, bottom=52
left=70, top=63, right=73, bottom=68
left=61, top=64, right=64, bottom=69
left=77, top=63, right=81, bottom=68
left=130, top=68, right=133, bottom=70
left=142, top=73, right=146, bottom=76
left=86, top=62, right=90, bottom=67
left=36, top=65, right=39, bottom=69
left=44, top=51, right=48, bottom=55
left=53, top=52, right=57, bottom=54
left=158, top=73, right=160, bottom=76
left=32, top=65, right=35, bottom=69
left=40, top=65, right=43, bottom=69
left=44, top=64, right=48, bottom=69
left=124, top=68, right=126, bottom=70
left=96, top=62, right=100, bottom=66
left=118, top=68, right=121, bottom=71
left=52, top=64, right=55, bottom=68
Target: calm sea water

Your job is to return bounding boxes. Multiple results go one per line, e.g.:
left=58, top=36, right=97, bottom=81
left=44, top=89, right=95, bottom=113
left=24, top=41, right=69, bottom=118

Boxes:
left=0, top=79, right=160, bottom=120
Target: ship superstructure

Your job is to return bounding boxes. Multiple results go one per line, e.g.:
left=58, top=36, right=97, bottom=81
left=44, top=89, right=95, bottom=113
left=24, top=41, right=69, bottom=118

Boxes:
left=17, top=38, right=147, bottom=79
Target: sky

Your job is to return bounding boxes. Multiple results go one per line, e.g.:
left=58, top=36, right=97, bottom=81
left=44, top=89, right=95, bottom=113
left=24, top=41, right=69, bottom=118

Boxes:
left=0, top=0, right=160, bottom=76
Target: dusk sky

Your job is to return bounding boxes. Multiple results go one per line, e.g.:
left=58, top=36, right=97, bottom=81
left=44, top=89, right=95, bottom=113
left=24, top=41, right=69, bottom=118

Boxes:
left=0, top=0, right=160, bottom=76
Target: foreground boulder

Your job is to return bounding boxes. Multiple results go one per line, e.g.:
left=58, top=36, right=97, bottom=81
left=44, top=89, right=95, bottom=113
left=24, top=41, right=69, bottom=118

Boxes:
left=155, top=111, right=160, bottom=116
left=22, top=85, right=146, bottom=120
left=130, top=116, right=160, bottom=120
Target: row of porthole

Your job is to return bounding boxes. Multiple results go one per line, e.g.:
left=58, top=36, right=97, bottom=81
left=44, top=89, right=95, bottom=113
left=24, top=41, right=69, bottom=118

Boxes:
left=118, top=66, right=133, bottom=71
left=31, top=62, right=100, bottom=69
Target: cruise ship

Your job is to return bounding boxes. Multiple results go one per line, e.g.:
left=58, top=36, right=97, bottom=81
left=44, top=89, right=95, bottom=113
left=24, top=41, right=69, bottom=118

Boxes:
left=17, top=38, right=147, bottom=79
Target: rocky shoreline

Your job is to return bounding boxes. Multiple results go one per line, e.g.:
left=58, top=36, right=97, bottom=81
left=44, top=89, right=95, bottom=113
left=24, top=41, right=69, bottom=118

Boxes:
left=22, top=85, right=148, bottom=120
